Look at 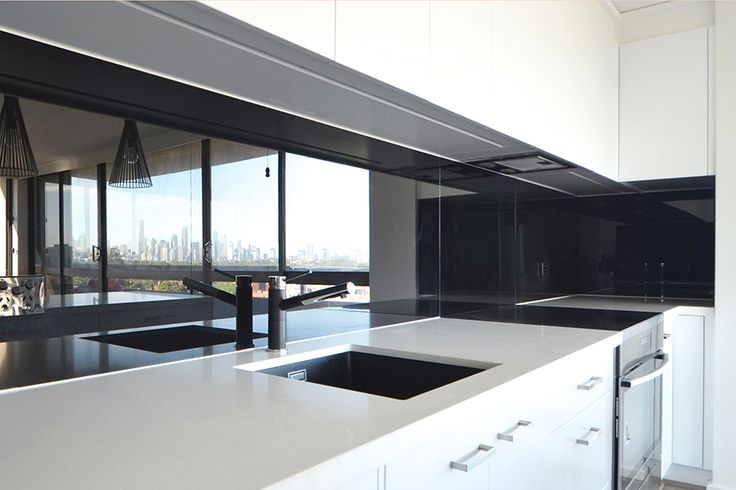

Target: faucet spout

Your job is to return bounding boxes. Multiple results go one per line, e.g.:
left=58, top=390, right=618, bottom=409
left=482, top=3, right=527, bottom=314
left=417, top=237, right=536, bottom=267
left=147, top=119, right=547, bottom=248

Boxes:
left=267, top=277, right=355, bottom=353
left=279, top=282, right=356, bottom=310
left=182, top=275, right=254, bottom=349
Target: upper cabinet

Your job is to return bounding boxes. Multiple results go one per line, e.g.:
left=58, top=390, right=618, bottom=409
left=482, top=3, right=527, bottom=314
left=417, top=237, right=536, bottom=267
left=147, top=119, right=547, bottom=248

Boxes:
left=333, top=1, right=619, bottom=180
left=619, top=27, right=714, bottom=182
left=201, top=2, right=713, bottom=184
left=487, top=1, right=619, bottom=181
left=335, top=1, right=431, bottom=99
left=427, top=1, right=494, bottom=125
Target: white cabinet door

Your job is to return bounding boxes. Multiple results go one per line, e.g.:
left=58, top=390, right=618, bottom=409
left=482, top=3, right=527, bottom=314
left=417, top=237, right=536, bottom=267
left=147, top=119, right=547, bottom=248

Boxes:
left=335, top=1, right=431, bottom=99
left=488, top=1, right=619, bottom=181
left=386, top=341, right=615, bottom=490
left=672, top=314, right=705, bottom=467
left=427, top=1, right=493, bottom=124
left=384, top=408, right=493, bottom=490
left=545, top=391, right=614, bottom=490
left=619, top=27, right=710, bottom=181
left=488, top=419, right=550, bottom=490
left=339, top=467, right=383, bottom=490
left=662, top=308, right=714, bottom=486
left=662, top=325, right=674, bottom=477
left=703, top=309, right=714, bottom=471
left=489, top=392, right=613, bottom=490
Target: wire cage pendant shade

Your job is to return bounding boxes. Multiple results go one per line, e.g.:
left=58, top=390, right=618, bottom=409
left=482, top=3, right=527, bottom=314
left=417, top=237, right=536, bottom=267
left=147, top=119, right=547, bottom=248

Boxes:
left=109, top=119, right=152, bottom=188
left=0, top=95, right=39, bottom=178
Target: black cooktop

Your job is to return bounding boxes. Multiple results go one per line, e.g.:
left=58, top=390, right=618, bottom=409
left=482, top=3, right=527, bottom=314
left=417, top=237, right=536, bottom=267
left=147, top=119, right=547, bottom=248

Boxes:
left=344, top=299, right=660, bottom=332
left=445, top=305, right=659, bottom=331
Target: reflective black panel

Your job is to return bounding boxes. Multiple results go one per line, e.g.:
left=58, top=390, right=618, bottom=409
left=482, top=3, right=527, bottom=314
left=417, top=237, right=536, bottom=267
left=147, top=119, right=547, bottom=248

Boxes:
left=429, top=172, right=714, bottom=315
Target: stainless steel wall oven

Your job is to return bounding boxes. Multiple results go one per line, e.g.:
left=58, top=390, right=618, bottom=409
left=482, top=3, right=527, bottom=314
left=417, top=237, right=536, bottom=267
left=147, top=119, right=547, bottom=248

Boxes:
left=616, top=316, right=667, bottom=490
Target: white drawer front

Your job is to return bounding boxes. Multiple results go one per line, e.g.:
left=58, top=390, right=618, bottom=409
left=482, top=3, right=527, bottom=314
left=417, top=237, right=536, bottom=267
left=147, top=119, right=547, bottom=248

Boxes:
left=531, top=342, right=614, bottom=432
left=546, top=390, right=614, bottom=490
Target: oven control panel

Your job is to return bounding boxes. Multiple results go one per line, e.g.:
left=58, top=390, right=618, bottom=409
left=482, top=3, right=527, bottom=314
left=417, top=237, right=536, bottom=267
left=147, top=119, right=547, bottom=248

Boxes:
left=0, top=275, right=45, bottom=316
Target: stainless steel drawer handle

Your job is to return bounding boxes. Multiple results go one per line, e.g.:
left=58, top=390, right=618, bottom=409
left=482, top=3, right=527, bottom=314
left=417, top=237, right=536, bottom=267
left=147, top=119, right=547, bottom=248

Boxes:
left=450, top=444, right=495, bottom=472
left=498, top=420, right=533, bottom=442
left=577, top=376, right=603, bottom=391
left=576, top=427, right=602, bottom=446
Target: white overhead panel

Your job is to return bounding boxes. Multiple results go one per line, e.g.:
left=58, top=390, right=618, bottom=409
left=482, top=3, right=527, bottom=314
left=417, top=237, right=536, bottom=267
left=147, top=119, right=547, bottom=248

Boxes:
left=0, top=1, right=536, bottom=165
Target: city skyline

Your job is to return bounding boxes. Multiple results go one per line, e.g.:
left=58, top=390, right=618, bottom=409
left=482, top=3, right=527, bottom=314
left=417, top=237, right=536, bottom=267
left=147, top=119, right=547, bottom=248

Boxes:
left=69, top=153, right=370, bottom=267
left=75, top=219, right=368, bottom=268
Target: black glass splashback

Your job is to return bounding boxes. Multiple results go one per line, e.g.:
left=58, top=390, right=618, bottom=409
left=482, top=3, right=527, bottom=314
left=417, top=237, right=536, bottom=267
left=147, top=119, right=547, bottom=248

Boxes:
left=424, top=174, right=715, bottom=311
left=517, top=189, right=714, bottom=299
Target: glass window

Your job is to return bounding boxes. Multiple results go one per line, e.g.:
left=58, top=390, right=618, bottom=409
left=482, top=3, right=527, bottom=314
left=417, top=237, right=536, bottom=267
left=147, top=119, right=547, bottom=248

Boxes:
left=40, top=175, right=63, bottom=295
left=285, top=154, right=369, bottom=271
left=106, top=141, right=202, bottom=292
left=211, top=139, right=278, bottom=270
left=66, top=167, right=99, bottom=292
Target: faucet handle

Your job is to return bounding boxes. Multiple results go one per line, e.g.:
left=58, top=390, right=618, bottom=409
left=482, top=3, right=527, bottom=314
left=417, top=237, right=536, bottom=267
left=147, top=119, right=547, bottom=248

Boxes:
left=213, top=268, right=237, bottom=279
left=285, top=270, right=312, bottom=283
left=268, top=270, right=311, bottom=294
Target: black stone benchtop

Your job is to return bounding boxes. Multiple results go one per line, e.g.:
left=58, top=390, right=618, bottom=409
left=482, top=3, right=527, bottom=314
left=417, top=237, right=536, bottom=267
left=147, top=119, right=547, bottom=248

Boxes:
left=0, top=308, right=422, bottom=391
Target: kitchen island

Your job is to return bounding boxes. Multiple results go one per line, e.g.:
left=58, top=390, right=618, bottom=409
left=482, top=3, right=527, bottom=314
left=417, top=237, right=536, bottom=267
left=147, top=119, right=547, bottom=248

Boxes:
left=0, top=314, right=648, bottom=490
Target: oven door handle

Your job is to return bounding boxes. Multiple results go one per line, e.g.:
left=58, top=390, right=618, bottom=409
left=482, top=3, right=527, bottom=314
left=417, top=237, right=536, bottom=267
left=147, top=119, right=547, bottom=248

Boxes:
left=620, top=353, right=669, bottom=389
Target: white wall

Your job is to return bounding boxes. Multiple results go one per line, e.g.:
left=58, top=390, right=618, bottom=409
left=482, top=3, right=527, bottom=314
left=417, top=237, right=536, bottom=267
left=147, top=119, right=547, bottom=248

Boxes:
left=369, top=172, right=418, bottom=303
left=711, top=3, right=736, bottom=489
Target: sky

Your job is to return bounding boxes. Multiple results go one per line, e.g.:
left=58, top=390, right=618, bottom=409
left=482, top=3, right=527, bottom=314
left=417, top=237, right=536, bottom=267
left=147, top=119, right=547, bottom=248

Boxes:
left=69, top=153, right=370, bottom=259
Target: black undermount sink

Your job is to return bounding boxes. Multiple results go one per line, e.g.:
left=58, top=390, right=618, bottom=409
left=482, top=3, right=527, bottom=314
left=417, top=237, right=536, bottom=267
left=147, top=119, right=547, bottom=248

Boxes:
left=84, top=326, right=267, bottom=353
left=241, top=347, right=497, bottom=400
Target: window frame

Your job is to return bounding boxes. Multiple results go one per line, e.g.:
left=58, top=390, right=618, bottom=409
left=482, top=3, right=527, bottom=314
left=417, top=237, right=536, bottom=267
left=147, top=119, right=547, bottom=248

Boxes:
left=29, top=140, right=369, bottom=292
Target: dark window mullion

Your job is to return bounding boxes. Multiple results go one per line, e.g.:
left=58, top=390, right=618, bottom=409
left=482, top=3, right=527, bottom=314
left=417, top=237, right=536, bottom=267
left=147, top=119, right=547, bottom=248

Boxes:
left=97, top=162, right=108, bottom=293
left=58, top=172, right=68, bottom=294
left=201, top=139, right=212, bottom=284
left=278, top=151, right=286, bottom=276
left=32, top=177, right=44, bottom=277
left=26, top=177, right=36, bottom=275
left=5, top=178, right=13, bottom=275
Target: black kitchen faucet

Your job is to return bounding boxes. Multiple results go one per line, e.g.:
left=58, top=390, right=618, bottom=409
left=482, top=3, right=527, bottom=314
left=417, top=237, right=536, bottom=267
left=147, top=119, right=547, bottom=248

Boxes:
left=183, top=271, right=354, bottom=351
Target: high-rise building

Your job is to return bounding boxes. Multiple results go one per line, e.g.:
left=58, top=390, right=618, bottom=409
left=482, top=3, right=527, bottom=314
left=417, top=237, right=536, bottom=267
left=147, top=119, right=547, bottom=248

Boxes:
left=191, top=241, right=200, bottom=262
left=213, top=230, right=220, bottom=261
left=147, top=238, right=156, bottom=262
left=182, top=226, right=189, bottom=261
left=138, top=221, right=145, bottom=257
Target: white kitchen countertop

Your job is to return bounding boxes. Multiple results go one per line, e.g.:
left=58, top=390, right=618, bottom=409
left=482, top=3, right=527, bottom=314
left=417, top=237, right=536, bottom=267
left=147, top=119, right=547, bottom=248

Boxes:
left=0, top=316, right=624, bottom=490
left=45, top=291, right=195, bottom=309
left=519, top=294, right=713, bottom=313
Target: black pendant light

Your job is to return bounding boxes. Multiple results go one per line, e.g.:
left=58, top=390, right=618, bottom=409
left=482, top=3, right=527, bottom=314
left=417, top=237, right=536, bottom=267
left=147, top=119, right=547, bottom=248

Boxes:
left=0, top=95, right=39, bottom=178
left=109, top=119, right=152, bottom=188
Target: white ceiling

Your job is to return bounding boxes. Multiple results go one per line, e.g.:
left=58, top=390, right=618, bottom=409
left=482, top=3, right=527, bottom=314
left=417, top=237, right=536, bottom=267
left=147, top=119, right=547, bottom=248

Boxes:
left=611, top=0, right=671, bottom=14
left=13, top=97, right=171, bottom=167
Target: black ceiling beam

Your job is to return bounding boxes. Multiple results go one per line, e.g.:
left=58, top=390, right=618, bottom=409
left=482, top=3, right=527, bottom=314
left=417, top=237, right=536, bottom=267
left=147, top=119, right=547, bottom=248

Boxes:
left=0, top=31, right=452, bottom=174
